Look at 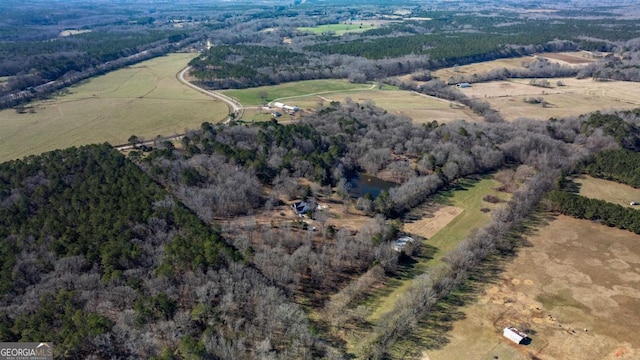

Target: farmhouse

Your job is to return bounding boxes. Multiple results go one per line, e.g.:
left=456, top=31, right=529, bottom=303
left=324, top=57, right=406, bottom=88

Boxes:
left=291, top=201, right=315, bottom=216
left=456, top=82, right=472, bottom=88
left=393, top=236, right=415, bottom=252
left=503, top=327, right=529, bottom=345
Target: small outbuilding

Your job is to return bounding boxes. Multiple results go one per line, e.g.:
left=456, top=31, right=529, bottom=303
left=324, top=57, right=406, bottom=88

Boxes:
left=456, top=82, right=472, bottom=88
left=393, top=236, right=414, bottom=252
left=503, top=327, right=529, bottom=345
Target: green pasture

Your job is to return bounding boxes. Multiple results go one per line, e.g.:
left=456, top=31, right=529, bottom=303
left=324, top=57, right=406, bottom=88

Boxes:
left=0, top=53, right=228, bottom=163
left=367, top=177, right=508, bottom=321
left=221, top=79, right=375, bottom=106
left=297, top=23, right=374, bottom=35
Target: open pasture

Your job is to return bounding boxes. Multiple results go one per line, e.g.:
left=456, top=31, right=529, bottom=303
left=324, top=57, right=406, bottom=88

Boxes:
left=536, top=51, right=600, bottom=66
left=422, top=215, right=640, bottom=360
left=432, top=57, right=535, bottom=81
left=0, top=53, right=228, bottom=163
left=297, top=21, right=389, bottom=35
left=220, top=79, right=372, bottom=106
left=432, top=51, right=598, bottom=81
left=462, top=77, right=640, bottom=121
left=292, top=90, right=480, bottom=123
left=574, top=175, right=640, bottom=208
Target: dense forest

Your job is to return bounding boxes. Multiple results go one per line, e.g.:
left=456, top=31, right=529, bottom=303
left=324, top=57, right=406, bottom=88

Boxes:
left=0, top=144, right=320, bottom=359
left=4, top=103, right=640, bottom=358
left=188, top=7, right=640, bottom=89
left=4, top=0, right=640, bottom=358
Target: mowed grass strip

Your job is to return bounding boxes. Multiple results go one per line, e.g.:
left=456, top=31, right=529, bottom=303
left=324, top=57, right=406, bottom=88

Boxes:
left=367, top=177, right=509, bottom=321
left=220, top=79, right=374, bottom=106
left=574, top=175, right=640, bottom=208
left=0, top=53, right=228, bottom=163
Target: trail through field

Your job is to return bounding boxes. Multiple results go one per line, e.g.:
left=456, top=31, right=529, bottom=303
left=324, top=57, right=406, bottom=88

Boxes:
left=269, top=83, right=376, bottom=104
left=177, top=66, right=242, bottom=120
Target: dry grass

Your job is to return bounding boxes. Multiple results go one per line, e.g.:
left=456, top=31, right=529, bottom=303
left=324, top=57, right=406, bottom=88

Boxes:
left=404, top=206, right=464, bottom=239
left=536, top=52, right=599, bottom=65
left=432, top=51, right=599, bottom=81
left=574, top=175, right=640, bottom=207
left=295, top=90, right=480, bottom=123
left=462, top=77, right=640, bottom=121
left=422, top=215, right=640, bottom=360
left=0, top=53, right=228, bottom=162
left=432, top=57, right=535, bottom=81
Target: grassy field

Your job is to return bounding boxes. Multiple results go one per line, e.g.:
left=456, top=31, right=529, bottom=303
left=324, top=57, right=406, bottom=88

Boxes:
left=296, top=90, right=480, bottom=123
left=574, top=175, right=640, bottom=208
left=460, top=77, right=640, bottom=121
left=226, top=81, right=479, bottom=123
left=220, top=79, right=374, bottom=106
left=297, top=23, right=377, bottom=35
left=366, top=178, right=509, bottom=323
left=431, top=51, right=598, bottom=81
left=422, top=215, right=640, bottom=360
left=432, top=57, right=535, bottom=82
left=0, top=53, right=228, bottom=163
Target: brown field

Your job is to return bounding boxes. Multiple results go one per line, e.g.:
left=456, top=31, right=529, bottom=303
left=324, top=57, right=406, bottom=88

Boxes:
left=293, top=90, right=480, bottom=123
left=432, top=52, right=600, bottom=81
left=432, top=57, right=534, bottom=82
left=422, top=215, right=640, bottom=360
left=574, top=175, right=640, bottom=208
left=536, top=51, right=600, bottom=65
left=403, top=205, right=464, bottom=239
left=462, top=78, right=640, bottom=121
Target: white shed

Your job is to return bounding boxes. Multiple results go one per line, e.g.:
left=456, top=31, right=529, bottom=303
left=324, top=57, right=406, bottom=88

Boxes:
left=503, top=327, right=527, bottom=344
left=393, top=236, right=414, bottom=252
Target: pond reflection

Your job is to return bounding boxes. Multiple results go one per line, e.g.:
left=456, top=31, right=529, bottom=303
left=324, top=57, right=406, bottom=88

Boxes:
left=348, top=173, right=396, bottom=198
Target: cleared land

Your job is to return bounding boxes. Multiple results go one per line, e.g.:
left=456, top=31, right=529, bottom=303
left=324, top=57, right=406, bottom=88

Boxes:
left=535, top=51, right=601, bottom=66
left=422, top=215, right=640, bottom=360
left=432, top=51, right=598, bottom=81
left=0, top=53, right=228, bottom=162
left=461, top=77, right=640, bottom=121
left=220, top=79, right=373, bottom=106
left=404, top=205, right=464, bottom=239
left=367, top=178, right=510, bottom=322
left=297, top=21, right=388, bottom=35
left=222, top=80, right=478, bottom=123
left=295, top=90, right=480, bottom=123
left=432, top=57, right=535, bottom=82
left=574, top=175, right=640, bottom=208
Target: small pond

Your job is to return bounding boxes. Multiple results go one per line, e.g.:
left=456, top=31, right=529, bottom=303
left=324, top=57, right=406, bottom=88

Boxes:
left=348, top=173, right=397, bottom=198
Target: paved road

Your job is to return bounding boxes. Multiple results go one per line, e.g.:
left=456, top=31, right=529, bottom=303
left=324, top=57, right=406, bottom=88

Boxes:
left=177, top=66, right=244, bottom=121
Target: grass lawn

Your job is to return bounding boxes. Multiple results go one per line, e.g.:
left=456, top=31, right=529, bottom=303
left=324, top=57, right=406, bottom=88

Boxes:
left=0, top=53, right=228, bottom=163
left=220, top=79, right=375, bottom=106
left=343, top=177, right=509, bottom=356
left=366, top=177, right=508, bottom=322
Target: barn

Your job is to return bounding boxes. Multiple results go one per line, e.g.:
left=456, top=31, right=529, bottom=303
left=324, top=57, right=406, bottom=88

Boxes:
left=503, top=327, right=528, bottom=344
